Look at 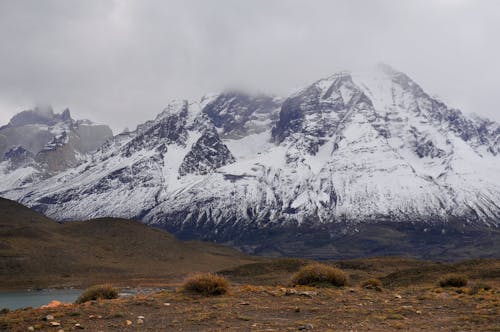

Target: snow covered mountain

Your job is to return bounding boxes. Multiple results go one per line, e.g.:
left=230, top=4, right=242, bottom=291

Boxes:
left=0, top=106, right=113, bottom=191
left=2, top=65, right=499, bottom=259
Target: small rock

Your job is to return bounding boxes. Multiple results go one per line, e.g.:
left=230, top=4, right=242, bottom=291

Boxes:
left=27, top=327, right=35, bottom=331
left=75, top=323, right=84, bottom=329
left=137, top=315, right=145, bottom=320
left=284, top=289, right=317, bottom=297
left=126, top=320, right=132, bottom=326
left=394, top=294, right=402, bottom=299
left=41, top=300, right=66, bottom=309
left=49, top=321, right=61, bottom=327
left=137, top=318, right=144, bottom=325
left=437, top=292, right=451, bottom=299
left=45, top=314, right=54, bottom=321
left=294, top=307, right=300, bottom=313
left=349, top=288, right=356, bottom=293
left=298, top=291, right=317, bottom=298
left=298, top=323, right=314, bottom=330
left=163, top=302, right=171, bottom=306
left=57, top=329, right=64, bottom=332
left=416, top=310, right=422, bottom=315
left=239, top=302, right=250, bottom=305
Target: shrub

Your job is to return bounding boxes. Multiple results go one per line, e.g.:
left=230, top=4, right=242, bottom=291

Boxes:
left=438, top=274, right=468, bottom=288
left=468, top=283, right=492, bottom=295
left=361, top=278, right=382, bottom=289
left=182, top=273, right=229, bottom=296
left=76, top=284, right=119, bottom=304
left=474, top=283, right=492, bottom=291
left=292, top=263, right=348, bottom=287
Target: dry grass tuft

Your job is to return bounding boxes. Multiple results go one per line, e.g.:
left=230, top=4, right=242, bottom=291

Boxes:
left=292, top=263, right=348, bottom=287
left=361, top=278, right=383, bottom=289
left=76, top=284, right=119, bottom=304
left=182, top=273, right=229, bottom=296
left=468, top=282, right=493, bottom=295
left=439, top=274, right=468, bottom=288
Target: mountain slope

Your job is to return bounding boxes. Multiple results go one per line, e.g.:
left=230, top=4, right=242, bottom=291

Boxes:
left=0, top=197, right=256, bottom=289
left=0, top=107, right=113, bottom=191
left=1, top=65, right=499, bottom=259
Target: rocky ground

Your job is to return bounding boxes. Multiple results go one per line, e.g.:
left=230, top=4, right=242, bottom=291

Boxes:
left=1, top=257, right=499, bottom=331
left=1, top=283, right=499, bottom=331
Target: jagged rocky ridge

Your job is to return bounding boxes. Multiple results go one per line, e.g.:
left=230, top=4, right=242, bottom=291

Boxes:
left=0, top=106, right=113, bottom=190
left=1, top=65, right=499, bottom=258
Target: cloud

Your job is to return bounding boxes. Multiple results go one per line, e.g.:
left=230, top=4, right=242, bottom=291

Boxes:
left=0, top=0, right=499, bottom=132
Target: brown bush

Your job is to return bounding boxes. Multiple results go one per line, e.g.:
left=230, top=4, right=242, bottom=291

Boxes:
left=439, top=274, right=468, bottom=288
left=76, top=284, right=119, bottom=304
left=292, top=263, right=348, bottom=287
left=468, top=282, right=492, bottom=295
left=182, top=273, right=229, bottom=296
left=361, top=278, right=382, bottom=289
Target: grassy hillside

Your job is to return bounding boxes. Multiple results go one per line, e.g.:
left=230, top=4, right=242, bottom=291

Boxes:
left=0, top=198, right=259, bottom=289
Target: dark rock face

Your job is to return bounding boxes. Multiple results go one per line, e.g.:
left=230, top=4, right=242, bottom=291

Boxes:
left=415, top=140, right=446, bottom=158
left=273, top=74, right=351, bottom=143
left=179, top=128, right=235, bottom=176
left=122, top=104, right=190, bottom=157
left=202, top=92, right=281, bottom=138
left=4, top=146, right=34, bottom=162
left=272, top=74, right=373, bottom=154
left=118, top=101, right=235, bottom=177
left=272, top=95, right=305, bottom=143
left=3, top=146, right=35, bottom=168
left=474, top=116, right=500, bottom=155
left=409, top=127, right=446, bottom=158
left=42, top=132, right=68, bottom=152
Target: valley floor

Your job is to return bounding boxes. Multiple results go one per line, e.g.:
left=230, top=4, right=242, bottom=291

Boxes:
left=1, top=283, right=499, bottom=331
left=1, top=258, right=499, bottom=331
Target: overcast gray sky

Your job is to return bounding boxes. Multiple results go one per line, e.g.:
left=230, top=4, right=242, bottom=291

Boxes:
left=0, top=0, right=499, bottom=133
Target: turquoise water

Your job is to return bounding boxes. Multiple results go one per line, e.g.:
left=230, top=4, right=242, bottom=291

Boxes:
left=0, top=289, right=83, bottom=310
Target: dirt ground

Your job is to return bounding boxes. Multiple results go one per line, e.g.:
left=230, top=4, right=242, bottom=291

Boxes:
left=1, top=282, right=499, bottom=332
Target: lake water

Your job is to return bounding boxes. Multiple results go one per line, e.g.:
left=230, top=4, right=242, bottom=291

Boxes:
left=0, top=289, right=83, bottom=310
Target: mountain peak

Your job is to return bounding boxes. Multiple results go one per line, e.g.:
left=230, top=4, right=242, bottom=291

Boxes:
left=5, top=105, right=76, bottom=128
left=201, top=91, right=281, bottom=138
left=60, top=108, right=72, bottom=121
left=1, top=65, right=499, bottom=260
left=156, top=100, right=190, bottom=119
